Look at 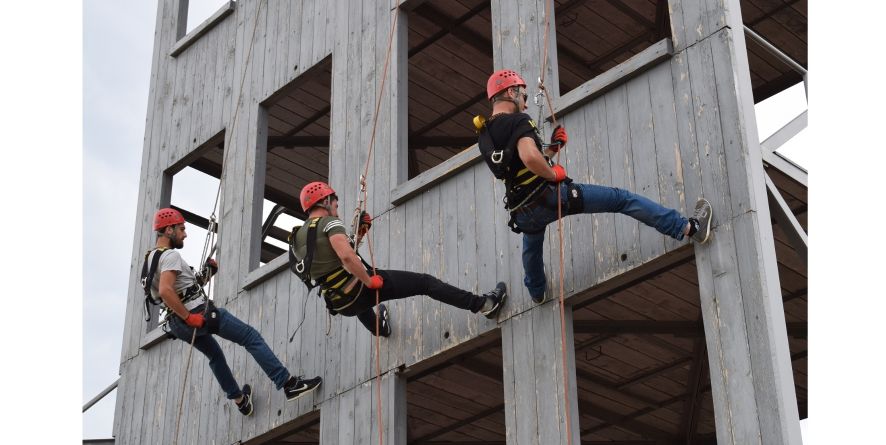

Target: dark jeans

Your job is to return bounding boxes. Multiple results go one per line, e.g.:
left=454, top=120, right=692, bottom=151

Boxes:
left=512, top=183, right=688, bottom=298
left=338, top=269, right=487, bottom=333
left=167, top=305, right=291, bottom=399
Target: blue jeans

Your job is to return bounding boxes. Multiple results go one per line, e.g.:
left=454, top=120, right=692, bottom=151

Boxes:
left=167, top=306, right=291, bottom=399
left=511, top=183, right=688, bottom=298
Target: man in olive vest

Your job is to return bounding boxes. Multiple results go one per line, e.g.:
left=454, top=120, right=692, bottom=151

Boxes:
left=146, top=208, right=322, bottom=416
left=476, top=70, right=713, bottom=303
left=290, top=182, right=507, bottom=337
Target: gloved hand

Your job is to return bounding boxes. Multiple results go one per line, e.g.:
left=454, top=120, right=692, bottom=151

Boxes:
left=358, top=211, right=372, bottom=236
left=185, top=313, right=205, bottom=328
left=551, top=164, right=568, bottom=182
left=549, top=125, right=568, bottom=153
left=366, top=274, right=384, bottom=290
left=204, top=258, right=219, bottom=275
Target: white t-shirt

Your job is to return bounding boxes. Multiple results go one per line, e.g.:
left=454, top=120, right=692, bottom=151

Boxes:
left=148, top=249, right=198, bottom=303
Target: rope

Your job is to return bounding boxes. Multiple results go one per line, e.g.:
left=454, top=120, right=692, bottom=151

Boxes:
left=538, top=1, right=573, bottom=443
left=348, top=3, right=400, bottom=445
left=172, top=1, right=265, bottom=442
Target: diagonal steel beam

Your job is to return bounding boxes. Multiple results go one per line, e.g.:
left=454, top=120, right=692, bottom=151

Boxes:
left=411, top=92, right=486, bottom=137
left=765, top=172, right=808, bottom=263
left=761, top=110, right=807, bottom=154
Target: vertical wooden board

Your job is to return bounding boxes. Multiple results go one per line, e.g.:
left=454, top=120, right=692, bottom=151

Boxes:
left=261, top=0, right=279, bottom=102
left=300, top=287, right=325, bottom=414
left=160, top=342, right=182, bottom=445
left=322, top=301, right=342, bottom=406
left=514, top=0, right=540, bottom=83
left=560, top=307, right=581, bottom=445
left=352, top=381, right=372, bottom=445
left=474, top=166, right=499, bottom=315
left=500, top=320, right=519, bottom=445
left=532, top=304, right=563, bottom=443
left=686, top=40, right=732, bottom=228
left=456, top=167, right=481, bottom=339
left=320, top=394, right=341, bottom=444
left=665, top=0, right=686, bottom=51
left=401, top=196, right=424, bottom=365
left=711, top=29, right=802, bottom=444
left=116, top=360, right=136, bottom=443
left=373, top=0, right=392, bottom=278
left=669, top=52, right=704, bottom=210
left=695, top=222, right=761, bottom=444
left=710, top=29, right=758, bottom=219
left=381, top=372, right=408, bottom=445
left=672, top=0, right=705, bottom=51
left=312, top=0, right=329, bottom=64
left=270, top=271, right=292, bottom=429
left=166, top=38, right=188, bottom=166
left=549, top=116, right=576, bottom=297
left=420, top=187, right=443, bottom=358
left=287, top=279, right=309, bottom=419
left=297, top=0, right=316, bottom=76
left=648, top=60, right=687, bottom=252
left=139, top=347, right=158, bottom=443
left=285, top=0, right=304, bottom=79
left=239, top=0, right=269, bottom=286
left=510, top=313, right=539, bottom=444
left=588, top=93, right=618, bottom=281
left=565, top=105, right=596, bottom=292
left=490, top=0, right=505, bottom=69
left=337, top=389, right=357, bottom=445
left=256, top=280, right=280, bottom=433
left=604, top=83, right=640, bottom=270
left=210, top=17, right=231, bottom=131
left=111, top=363, right=127, bottom=439
left=216, top=0, right=251, bottom=307
left=337, top=296, right=358, bottom=390
left=439, top=177, right=461, bottom=345
left=626, top=73, right=667, bottom=262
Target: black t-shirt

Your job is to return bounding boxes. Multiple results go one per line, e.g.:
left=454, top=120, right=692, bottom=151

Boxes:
left=484, top=112, right=549, bottom=210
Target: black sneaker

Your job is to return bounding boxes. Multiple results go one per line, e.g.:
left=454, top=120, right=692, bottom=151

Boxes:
left=375, top=304, right=392, bottom=337
left=480, top=282, right=508, bottom=319
left=530, top=292, right=546, bottom=304
left=283, top=375, right=322, bottom=402
left=236, top=384, right=253, bottom=416
left=688, top=198, right=713, bottom=244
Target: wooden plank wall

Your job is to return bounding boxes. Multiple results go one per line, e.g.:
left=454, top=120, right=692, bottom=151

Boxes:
left=113, top=0, right=801, bottom=443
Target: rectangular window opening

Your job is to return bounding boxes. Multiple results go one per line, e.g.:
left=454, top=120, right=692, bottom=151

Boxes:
left=255, top=56, right=333, bottom=268
left=406, top=0, right=493, bottom=180
left=555, top=0, right=671, bottom=96
left=184, top=0, right=229, bottom=35
left=148, top=132, right=225, bottom=328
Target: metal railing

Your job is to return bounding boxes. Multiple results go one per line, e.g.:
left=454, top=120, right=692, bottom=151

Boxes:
left=83, top=378, right=119, bottom=413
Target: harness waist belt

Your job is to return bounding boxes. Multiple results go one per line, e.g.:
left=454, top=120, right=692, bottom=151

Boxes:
left=184, top=295, right=208, bottom=312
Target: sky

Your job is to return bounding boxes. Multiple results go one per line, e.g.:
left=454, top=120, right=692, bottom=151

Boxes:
left=63, top=0, right=882, bottom=443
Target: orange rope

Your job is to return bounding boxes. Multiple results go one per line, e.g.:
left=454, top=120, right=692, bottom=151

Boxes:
left=539, top=0, right=573, bottom=443
left=352, top=3, right=400, bottom=445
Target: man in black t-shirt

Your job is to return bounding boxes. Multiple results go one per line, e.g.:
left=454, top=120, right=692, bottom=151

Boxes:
left=477, top=70, right=714, bottom=303
left=290, top=181, right=508, bottom=337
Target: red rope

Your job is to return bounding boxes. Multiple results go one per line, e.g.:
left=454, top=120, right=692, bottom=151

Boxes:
left=353, top=3, right=400, bottom=444
left=540, top=0, right=573, bottom=443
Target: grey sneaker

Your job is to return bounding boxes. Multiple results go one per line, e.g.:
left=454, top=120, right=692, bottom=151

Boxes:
left=236, top=384, right=253, bottom=416
left=688, top=199, right=713, bottom=244
left=480, top=282, right=508, bottom=319
left=283, top=375, right=322, bottom=402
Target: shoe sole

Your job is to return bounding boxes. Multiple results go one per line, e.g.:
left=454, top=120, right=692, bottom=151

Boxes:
left=378, top=304, right=391, bottom=337
left=483, top=284, right=508, bottom=319
left=239, top=384, right=254, bottom=416
left=285, top=381, right=322, bottom=402
left=692, top=199, right=713, bottom=244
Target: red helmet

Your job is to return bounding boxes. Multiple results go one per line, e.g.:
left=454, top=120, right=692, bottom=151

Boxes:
left=300, top=181, right=337, bottom=211
left=153, top=208, right=185, bottom=231
left=486, top=69, right=526, bottom=100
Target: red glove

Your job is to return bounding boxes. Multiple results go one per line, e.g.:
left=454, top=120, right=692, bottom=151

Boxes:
left=358, top=211, right=372, bottom=236
left=366, top=274, right=384, bottom=290
left=185, top=313, right=205, bottom=328
left=551, top=164, right=567, bottom=182
left=549, top=125, right=568, bottom=153
left=204, top=258, right=219, bottom=275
